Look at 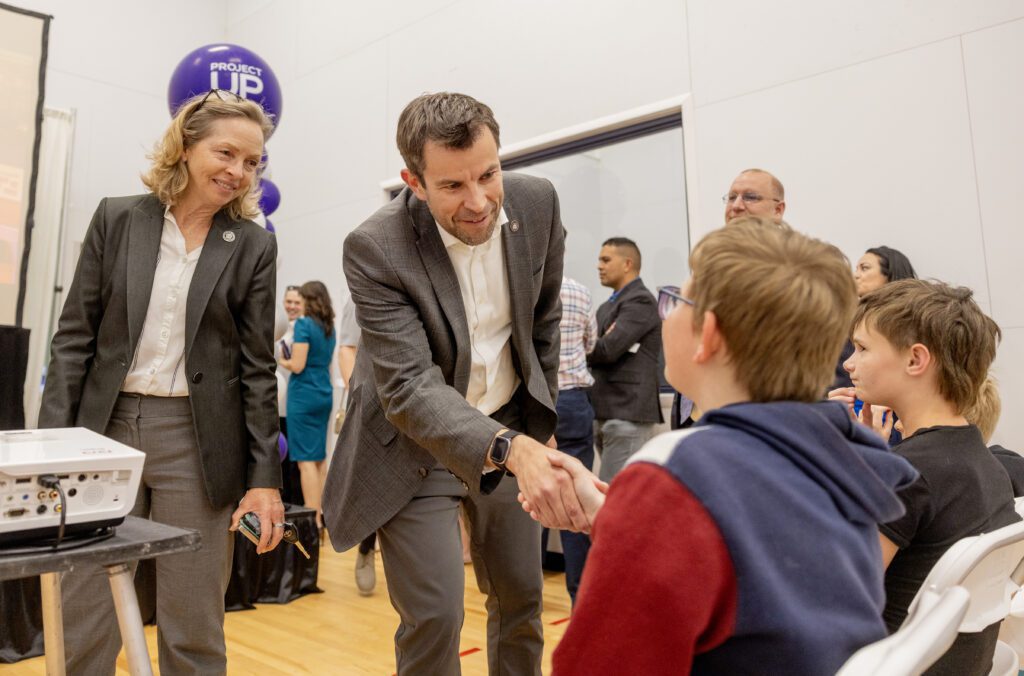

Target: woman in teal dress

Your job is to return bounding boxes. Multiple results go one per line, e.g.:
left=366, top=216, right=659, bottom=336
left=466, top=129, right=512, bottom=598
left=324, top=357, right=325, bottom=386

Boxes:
left=279, top=280, right=336, bottom=526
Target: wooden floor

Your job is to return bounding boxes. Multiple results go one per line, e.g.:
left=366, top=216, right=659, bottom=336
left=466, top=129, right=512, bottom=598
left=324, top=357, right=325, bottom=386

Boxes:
left=2, top=537, right=573, bottom=675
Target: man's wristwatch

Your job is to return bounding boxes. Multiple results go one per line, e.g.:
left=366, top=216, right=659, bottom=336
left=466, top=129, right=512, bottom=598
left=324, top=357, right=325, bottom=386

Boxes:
left=489, top=428, right=521, bottom=475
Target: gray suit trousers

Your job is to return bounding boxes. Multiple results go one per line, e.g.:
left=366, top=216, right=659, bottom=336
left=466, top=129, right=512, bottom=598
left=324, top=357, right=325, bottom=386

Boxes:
left=61, top=395, right=234, bottom=676
left=594, top=418, right=657, bottom=483
left=378, top=399, right=543, bottom=676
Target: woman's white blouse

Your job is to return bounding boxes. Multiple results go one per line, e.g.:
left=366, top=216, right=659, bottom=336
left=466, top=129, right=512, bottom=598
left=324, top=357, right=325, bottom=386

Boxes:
left=121, top=207, right=203, bottom=397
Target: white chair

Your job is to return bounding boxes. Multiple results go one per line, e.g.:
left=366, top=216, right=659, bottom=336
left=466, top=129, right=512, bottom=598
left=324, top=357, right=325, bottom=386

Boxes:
left=907, top=520, right=1024, bottom=633
left=837, top=585, right=970, bottom=676
left=994, top=497, right=1024, bottom=671
left=902, top=519, right=1024, bottom=675
left=989, top=639, right=1018, bottom=676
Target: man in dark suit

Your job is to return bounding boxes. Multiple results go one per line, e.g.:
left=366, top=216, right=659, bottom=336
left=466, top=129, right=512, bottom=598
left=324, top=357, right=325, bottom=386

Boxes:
left=588, top=237, right=663, bottom=482
left=322, top=92, right=590, bottom=676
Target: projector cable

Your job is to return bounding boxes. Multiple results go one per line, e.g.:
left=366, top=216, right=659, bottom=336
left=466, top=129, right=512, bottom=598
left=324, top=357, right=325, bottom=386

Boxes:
left=37, top=474, right=67, bottom=549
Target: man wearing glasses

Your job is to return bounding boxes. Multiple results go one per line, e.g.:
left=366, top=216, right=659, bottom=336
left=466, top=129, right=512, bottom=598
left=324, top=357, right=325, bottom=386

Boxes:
left=723, top=168, right=786, bottom=225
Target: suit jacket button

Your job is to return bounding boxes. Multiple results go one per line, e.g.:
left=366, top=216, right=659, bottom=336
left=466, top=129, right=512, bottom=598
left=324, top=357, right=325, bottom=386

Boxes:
left=192, top=372, right=203, bottom=384
left=418, top=467, right=429, bottom=478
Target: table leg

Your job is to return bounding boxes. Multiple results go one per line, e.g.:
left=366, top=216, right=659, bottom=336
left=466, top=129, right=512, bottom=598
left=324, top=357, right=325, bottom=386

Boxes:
left=106, top=563, right=153, bottom=676
left=39, top=572, right=65, bottom=676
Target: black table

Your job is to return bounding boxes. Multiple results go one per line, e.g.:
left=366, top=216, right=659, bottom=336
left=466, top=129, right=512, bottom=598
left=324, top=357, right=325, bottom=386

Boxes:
left=2, top=505, right=321, bottom=667
left=0, top=517, right=199, bottom=675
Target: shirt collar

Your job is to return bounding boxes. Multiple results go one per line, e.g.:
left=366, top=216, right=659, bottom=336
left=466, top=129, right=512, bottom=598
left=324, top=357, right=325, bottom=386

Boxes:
left=436, top=207, right=509, bottom=250
left=162, top=205, right=203, bottom=259
left=609, top=277, right=640, bottom=303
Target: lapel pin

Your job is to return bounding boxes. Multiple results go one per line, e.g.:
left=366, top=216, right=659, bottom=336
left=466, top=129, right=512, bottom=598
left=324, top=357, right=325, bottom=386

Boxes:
left=509, top=220, right=520, bottom=233
left=223, top=231, right=236, bottom=243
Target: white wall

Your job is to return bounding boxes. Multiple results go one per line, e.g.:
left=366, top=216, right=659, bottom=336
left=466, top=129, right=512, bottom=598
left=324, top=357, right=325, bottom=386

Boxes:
left=515, top=128, right=689, bottom=298
left=14, top=1, right=1023, bottom=446
left=686, top=2, right=1024, bottom=448
left=224, top=0, right=1024, bottom=447
left=225, top=0, right=690, bottom=319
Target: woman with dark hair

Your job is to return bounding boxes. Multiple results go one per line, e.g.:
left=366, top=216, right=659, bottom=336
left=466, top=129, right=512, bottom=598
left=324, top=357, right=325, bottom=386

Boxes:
left=279, top=280, right=336, bottom=526
left=854, top=246, right=917, bottom=297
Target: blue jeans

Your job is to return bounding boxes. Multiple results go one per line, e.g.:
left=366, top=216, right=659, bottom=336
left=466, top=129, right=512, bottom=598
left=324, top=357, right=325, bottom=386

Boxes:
left=554, top=388, right=595, bottom=604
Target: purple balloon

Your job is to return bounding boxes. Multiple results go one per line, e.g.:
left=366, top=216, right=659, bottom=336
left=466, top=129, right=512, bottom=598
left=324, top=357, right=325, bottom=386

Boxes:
left=278, top=433, right=288, bottom=461
left=168, top=43, right=283, bottom=129
left=265, top=219, right=275, bottom=233
left=259, top=178, right=280, bottom=216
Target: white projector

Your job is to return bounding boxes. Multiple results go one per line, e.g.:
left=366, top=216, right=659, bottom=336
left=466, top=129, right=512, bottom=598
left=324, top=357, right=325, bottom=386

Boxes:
left=0, top=427, right=145, bottom=545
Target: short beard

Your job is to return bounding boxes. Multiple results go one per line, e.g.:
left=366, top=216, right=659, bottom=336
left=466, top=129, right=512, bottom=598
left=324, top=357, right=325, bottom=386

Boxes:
left=439, top=210, right=498, bottom=246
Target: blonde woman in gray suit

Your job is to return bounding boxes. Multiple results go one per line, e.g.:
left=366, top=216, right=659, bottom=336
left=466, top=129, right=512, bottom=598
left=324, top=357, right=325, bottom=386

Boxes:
left=39, top=90, right=284, bottom=675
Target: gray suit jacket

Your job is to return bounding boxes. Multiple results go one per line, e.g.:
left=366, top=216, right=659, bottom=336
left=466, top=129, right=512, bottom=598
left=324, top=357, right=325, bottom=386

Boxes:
left=322, top=173, right=564, bottom=551
left=38, top=194, right=281, bottom=508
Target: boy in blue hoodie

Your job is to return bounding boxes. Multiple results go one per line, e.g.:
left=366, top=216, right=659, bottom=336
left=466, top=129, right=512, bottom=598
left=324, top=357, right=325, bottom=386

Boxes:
left=522, top=218, right=918, bottom=675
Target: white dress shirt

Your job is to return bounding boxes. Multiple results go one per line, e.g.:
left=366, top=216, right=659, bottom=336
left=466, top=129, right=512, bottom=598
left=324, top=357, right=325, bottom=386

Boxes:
left=121, top=207, right=202, bottom=397
left=436, top=209, right=519, bottom=415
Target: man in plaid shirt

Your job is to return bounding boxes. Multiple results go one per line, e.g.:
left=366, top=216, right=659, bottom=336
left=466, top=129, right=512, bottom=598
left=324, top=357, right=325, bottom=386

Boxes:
left=556, top=276, right=598, bottom=603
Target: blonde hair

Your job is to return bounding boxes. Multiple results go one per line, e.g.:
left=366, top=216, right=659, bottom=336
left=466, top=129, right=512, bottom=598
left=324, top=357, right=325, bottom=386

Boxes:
left=962, top=376, right=1001, bottom=442
left=688, top=217, right=856, bottom=402
left=853, top=280, right=1000, bottom=414
left=142, top=91, right=273, bottom=221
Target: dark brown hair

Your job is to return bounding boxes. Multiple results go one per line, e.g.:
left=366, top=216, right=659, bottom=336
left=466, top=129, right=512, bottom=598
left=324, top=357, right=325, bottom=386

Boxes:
left=396, top=92, right=500, bottom=180
left=299, top=281, right=335, bottom=338
left=853, top=279, right=1000, bottom=413
left=865, top=245, right=917, bottom=282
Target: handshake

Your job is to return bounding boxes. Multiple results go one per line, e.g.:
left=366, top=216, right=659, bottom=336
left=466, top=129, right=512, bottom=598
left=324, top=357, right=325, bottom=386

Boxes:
left=503, top=435, right=609, bottom=534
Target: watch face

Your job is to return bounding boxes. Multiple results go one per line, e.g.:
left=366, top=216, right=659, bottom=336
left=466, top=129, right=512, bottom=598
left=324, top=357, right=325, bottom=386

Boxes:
left=493, top=435, right=512, bottom=465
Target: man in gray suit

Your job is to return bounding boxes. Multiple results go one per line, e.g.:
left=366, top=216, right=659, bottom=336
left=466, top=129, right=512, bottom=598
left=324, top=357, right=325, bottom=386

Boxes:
left=322, top=92, right=590, bottom=675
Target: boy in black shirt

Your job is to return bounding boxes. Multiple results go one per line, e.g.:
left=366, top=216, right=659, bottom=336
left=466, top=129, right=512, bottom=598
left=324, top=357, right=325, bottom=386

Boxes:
left=840, top=279, right=1019, bottom=676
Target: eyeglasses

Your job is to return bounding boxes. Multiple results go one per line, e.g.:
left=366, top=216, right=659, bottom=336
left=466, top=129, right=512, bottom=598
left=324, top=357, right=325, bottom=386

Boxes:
left=721, top=192, right=781, bottom=205
left=191, top=89, right=243, bottom=117
left=285, top=285, right=300, bottom=291
left=657, top=285, right=694, bottom=320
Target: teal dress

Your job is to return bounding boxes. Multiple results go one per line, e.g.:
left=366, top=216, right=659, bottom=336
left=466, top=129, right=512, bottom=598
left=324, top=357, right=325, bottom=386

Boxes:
left=286, top=316, right=336, bottom=461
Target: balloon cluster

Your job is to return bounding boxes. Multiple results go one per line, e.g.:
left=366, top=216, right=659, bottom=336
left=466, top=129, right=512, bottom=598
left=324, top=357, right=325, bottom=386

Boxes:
left=168, top=44, right=283, bottom=232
